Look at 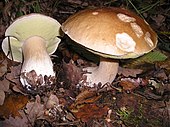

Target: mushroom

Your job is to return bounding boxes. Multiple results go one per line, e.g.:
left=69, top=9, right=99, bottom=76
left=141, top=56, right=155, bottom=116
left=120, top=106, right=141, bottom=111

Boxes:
left=2, top=13, right=62, bottom=90
left=61, top=7, right=157, bottom=87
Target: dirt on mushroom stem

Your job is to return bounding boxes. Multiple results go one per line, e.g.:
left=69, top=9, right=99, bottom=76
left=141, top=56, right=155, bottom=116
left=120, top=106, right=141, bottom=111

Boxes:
left=20, top=70, right=56, bottom=94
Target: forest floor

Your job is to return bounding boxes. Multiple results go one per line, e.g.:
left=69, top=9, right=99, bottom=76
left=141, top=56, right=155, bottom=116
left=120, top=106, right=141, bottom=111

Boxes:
left=0, top=0, right=169, bottom=127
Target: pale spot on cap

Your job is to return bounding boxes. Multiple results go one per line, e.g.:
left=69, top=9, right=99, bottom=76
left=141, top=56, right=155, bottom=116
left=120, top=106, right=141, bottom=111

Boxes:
left=92, top=11, right=99, bottom=15
left=117, top=13, right=136, bottom=22
left=116, top=33, right=136, bottom=52
left=144, top=32, right=154, bottom=47
left=130, top=22, right=143, bottom=38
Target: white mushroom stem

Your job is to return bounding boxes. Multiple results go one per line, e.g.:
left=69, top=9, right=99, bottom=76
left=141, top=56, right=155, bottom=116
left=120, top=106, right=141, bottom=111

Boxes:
left=83, top=57, right=119, bottom=87
left=21, top=36, right=55, bottom=78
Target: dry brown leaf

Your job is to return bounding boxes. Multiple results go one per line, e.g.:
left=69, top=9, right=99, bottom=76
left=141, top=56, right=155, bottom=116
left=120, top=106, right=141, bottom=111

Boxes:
left=12, top=85, right=28, bottom=95
left=0, top=79, right=10, bottom=105
left=71, top=104, right=108, bottom=122
left=119, top=80, right=137, bottom=92
left=156, top=59, right=170, bottom=72
left=0, top=111, right=29, bottom=127
left=6, top=65, right=21, bottom=88
left=0, top=59, right=7, bottom=77
left=119, top=78, right=148, bottom=91
left=0, top=94, right=28, bottom=118
left=154, top=69, right=168, bottom=80
left=25, top=95, right=45, bottom=123
left=63, top=60, right=82, bottom=85
left=76, top=89, right=98, bottom=102
left=118, top=67, right=143, bottom=77
left=0, top=90, right=5, bottom=105
left=70, top=89, right=101, bottom=110
left=0, top=78, right=10, bottom=92
left=0, top=24, right=6, bottom=38
left=70, top=90, right=105, bottom=122
left=45, top=93, right=59, bottom=109
left=151, top=14, right=165, bottom=27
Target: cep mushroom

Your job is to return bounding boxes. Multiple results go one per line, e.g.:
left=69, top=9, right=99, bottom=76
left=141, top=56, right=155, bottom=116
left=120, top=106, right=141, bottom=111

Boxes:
left=2, top=13, right=61, bottom=90
left=61, top=7, right=157, bottom=87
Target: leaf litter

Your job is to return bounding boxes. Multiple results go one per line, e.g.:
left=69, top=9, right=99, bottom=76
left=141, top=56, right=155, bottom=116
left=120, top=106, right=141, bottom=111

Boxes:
left=0, top=0, right=170, bottom=127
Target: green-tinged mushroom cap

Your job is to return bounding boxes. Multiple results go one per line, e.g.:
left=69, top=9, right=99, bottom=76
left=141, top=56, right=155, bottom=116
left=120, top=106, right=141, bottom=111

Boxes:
left=2, top=13, right=62, bottom=62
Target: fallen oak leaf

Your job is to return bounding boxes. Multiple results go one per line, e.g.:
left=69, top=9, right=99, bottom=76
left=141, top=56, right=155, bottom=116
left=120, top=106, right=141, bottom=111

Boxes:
left=0, top=111, right=29, bottom=127
left=0, top=78, right=10, bottom=105
left=0, top=59, right=7, bottom=77
left=75, top=89, right=101, bottom=104
left=156, top=58, right=170, bottom=73
left=5, top=65, right=24, bottom=93
left=0, top=78, right=10, bottom=92
left=71, top=104, right=108, bottom=123
left=76, top=89, right=96, bottom=102
left=6, top=64, right=21, bottom=85
left=153, top=69, right=168, bottom=81
left=118, top=67, right=143, bottom=77
left=12, top=85, right=28, bottom=95
left=45, top=93, right=59, bottom=109
left=119, top=78, right=149, bottom=92
left=0, top=94, right=28, bottom=118
left=62, top=60, right=83, bottom=85
left=25, top=95, right=45, bottom=124
left=70, top=89, right=102, bottom=110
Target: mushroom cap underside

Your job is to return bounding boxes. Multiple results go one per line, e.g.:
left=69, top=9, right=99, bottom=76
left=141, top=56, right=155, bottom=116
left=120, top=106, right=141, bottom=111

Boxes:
left=2, top=13, right=62, bottom=62
left=62, top=7, right=157, bottom=59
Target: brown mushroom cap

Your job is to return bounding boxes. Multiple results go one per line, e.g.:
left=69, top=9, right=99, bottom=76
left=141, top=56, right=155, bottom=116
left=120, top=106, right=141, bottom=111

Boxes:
left=61, top=7, right=157, bottom=59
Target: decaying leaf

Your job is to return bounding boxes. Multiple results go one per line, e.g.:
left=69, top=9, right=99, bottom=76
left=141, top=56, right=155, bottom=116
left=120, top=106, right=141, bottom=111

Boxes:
left=71, top=104, right=108, bottom=122
left=62, top=60, right=82, bottom=85
left=119, top=78, right=149, bottom=91
left=0, top=111, right=29, bottom=127
left=70, top=89, right=101, bottom=109
left=12, top=85, right=27, bottom=95
left=0, top=78, right=10, bottom=105
left=76, top=89, right=100, bottom=103
left=6, top=65, right=21, bottom=89
left=45, top=93, right=59, bottom=109
left=0, top=94, right=28, bottom=118
left=0, top=24, right=6, bottom=38
left=69, top=89, right=106, bottom=122
left=0, top=78, right=10, bottom=92
left=0, top=59, right=7, bottom=77
left=25, top=95, right=45, bottom=124
left=156, top=58, right=170, bottom=72
left=151, top=14, right=165, bottom=27
left=0, top=90, right=5, bottom=105
left=154, top=69, right=168, bottom=81
left=118, top=67, right=143, bottom=77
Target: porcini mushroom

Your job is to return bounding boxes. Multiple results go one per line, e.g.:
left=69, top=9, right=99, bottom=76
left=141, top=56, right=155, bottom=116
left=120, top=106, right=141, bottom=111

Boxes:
left=61, top=7, right=157, bottom=87
left=2, top=13, right=61, bottom=90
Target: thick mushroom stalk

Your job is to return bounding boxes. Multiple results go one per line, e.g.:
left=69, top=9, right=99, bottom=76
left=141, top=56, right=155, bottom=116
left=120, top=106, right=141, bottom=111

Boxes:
left=83, top=57, right=119, bottom=87
left=20, top=36, right=55, bottom=89
left=1, top=14, right=62, bottom=92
